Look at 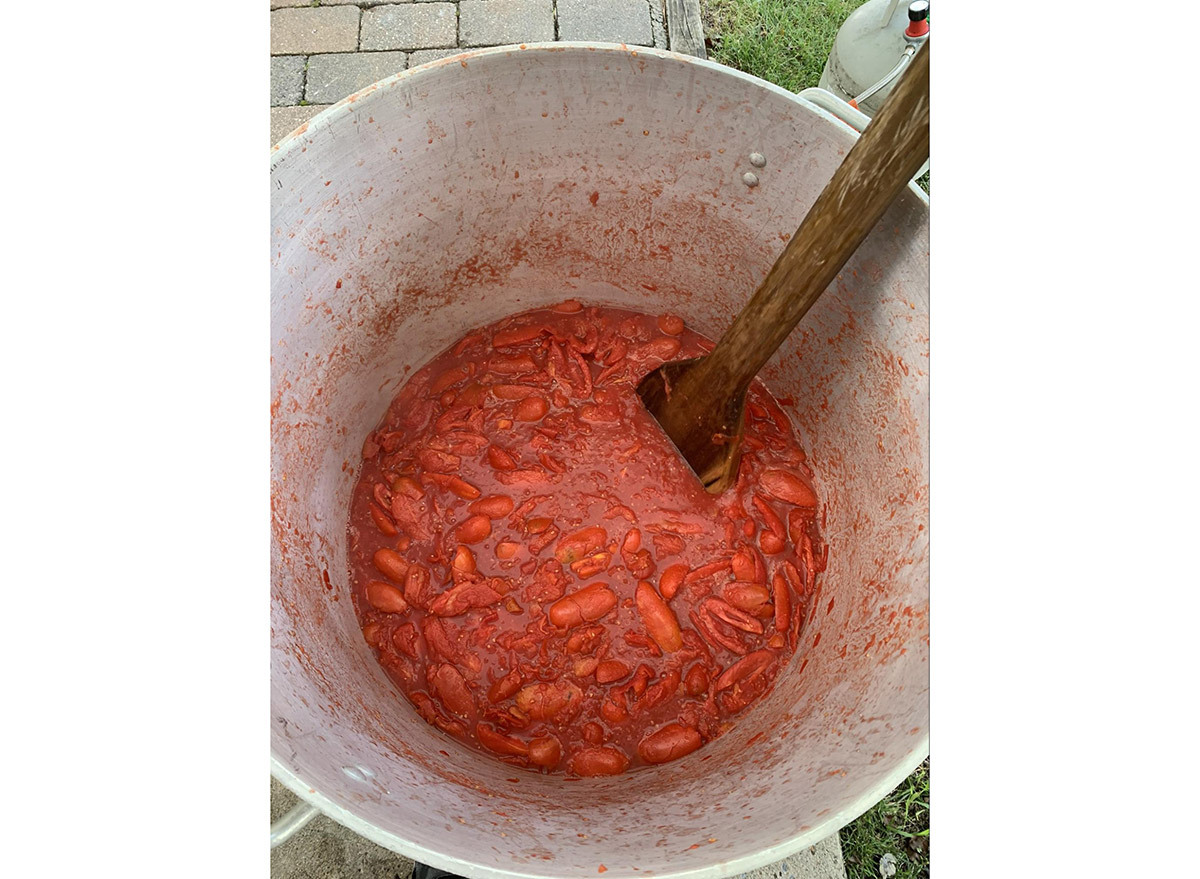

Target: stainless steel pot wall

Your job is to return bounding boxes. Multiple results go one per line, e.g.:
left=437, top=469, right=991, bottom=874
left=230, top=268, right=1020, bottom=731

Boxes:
left=271, top=43, right=929, bottom=879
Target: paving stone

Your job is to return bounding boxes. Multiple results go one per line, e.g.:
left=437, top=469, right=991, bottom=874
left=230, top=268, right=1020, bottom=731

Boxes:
left=271, top=55, right=307, bottom=107
left=271, top=7, right=361, bottom=55
left=459, top=0, right=554, bottom=47
left=557, top=0, right=652, bottom=45
left=305, top=51, right=408, bottom=103
left=271, top=0, right=403, bottom=5
left=360, top=4, right=458, bottom=51
left=409, top=48, right=466, bottom=67
left=271, top=104, right=334, bottom=145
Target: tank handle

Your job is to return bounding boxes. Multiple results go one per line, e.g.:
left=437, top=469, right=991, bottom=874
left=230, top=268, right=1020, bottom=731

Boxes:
left=797, top=88, right=929, bottom=186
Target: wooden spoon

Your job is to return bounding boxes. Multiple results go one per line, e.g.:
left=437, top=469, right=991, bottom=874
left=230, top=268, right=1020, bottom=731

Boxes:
left=637, top=42, right=930, bottom=493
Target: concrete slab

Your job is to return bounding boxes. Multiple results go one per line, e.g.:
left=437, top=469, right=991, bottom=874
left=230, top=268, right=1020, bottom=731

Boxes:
left=734, top=836, right=847, bottom=879
left=271, top=776, right=846, bottom=879
left=272, top=778, right=415, bottom=878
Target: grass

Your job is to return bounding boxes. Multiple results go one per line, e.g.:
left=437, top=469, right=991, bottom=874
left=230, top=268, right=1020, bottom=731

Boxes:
left=700, top=4, right=930, bottom=876
left=704, top=0, right=929, bottom=194
left=704, top=0, right=867, bottom=94
left=840, top=759, right=930, bottom=878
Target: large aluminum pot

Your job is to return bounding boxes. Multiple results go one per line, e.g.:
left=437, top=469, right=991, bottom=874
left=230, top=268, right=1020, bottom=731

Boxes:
left=271, top=43, right=928, bottom=879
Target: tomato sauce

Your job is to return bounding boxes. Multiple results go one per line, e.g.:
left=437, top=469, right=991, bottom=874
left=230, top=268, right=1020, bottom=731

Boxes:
left=347, top=303, right=824, bottom=775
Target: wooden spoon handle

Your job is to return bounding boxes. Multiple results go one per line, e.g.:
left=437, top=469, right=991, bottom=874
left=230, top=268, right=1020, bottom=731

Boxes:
left=688, top=42, right=930, bottom=399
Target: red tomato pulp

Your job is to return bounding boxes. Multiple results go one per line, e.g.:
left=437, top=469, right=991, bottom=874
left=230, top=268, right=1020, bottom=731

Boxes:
left=347, top=303, right=825, bottom=775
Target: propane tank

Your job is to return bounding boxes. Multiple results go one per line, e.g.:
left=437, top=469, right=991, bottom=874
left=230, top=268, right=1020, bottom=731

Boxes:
left=819, top=0, right=930, bottom=118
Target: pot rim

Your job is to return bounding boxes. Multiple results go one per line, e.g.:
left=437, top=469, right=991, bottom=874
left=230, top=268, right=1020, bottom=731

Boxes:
left=271, top=738, right=927, bottom=879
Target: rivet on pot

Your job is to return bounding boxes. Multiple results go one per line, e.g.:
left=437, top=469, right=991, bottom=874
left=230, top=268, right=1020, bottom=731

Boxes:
left=742, top=172, right=759, bottom=188
left=749, top=152, right=766, bottom=168
left=342, top=764, right=376, bottom=782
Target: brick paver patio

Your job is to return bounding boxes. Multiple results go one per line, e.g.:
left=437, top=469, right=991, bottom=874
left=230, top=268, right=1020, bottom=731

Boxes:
left=270, top=0, right=671, bottom=144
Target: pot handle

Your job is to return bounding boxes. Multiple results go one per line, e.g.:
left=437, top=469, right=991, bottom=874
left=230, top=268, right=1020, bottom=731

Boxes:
left=797, top=88, right=929, bottom=182
left=270, top=800, right=320, bottom=848
left=268, top=804, right=460, bottom=879
left=797, top=87, right=872, bottom=134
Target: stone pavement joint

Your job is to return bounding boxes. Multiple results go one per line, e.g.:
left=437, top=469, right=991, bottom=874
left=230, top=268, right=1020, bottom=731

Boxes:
left=270, top=6, right=361, bottom=55
left=361, top=4, right=458, bottom=52
left=459, top=0, right=555, bottom=48
left=557, top=0, right=653, bottom=46
left=271, top=55, right=306, bottom=108
left=306, top=51, right=409, bottom=104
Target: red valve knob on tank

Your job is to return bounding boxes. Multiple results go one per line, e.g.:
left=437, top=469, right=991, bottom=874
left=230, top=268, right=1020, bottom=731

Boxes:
left=905, top=1, right=930, bottom=38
